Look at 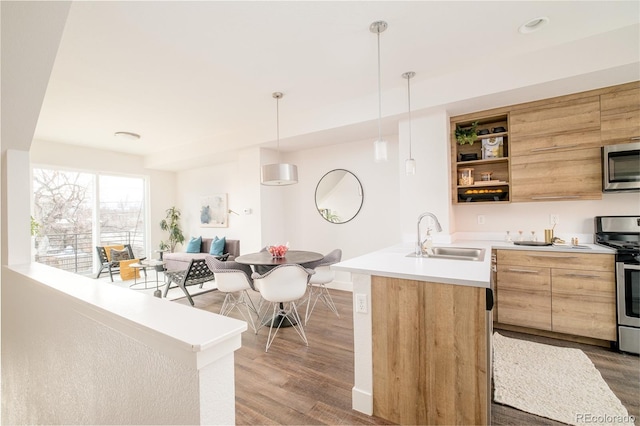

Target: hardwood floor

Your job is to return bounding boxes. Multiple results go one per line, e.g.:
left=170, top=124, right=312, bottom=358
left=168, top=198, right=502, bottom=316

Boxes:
left=178, top=288, right=639, bottom=425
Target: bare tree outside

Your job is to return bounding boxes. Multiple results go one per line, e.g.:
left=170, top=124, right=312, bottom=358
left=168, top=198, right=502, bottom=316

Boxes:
left=32, top=168, right=146, bottom=275
left=33, top=169, right=94, bottom=238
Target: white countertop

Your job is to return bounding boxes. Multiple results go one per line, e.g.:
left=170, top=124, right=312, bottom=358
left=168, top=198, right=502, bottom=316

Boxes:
left=333, top=241, right=494, bottom=288
left=490, top=240, right=614, bottom=254
left=332, top=240, right=615, bottom=289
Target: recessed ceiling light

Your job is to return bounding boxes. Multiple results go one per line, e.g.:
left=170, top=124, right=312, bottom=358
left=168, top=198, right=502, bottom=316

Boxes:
left=518, top=16, right=549, bottom=34
left=114, top=131, right=141, bottom=141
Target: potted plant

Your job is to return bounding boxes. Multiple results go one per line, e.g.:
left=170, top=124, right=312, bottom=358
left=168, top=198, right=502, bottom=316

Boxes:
left=30, top=215, right=41, bottom=237
left=159, top=206, right=185, bottom=253
left=455, top=121, right=479, bottom=145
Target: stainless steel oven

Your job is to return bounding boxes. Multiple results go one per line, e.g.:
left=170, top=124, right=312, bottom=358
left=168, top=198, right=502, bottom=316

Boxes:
left=602, top=142, right=640, bottom=192
left=617, top=262, right=640, bottom=353
left=595, top=216, right=640, bottom=354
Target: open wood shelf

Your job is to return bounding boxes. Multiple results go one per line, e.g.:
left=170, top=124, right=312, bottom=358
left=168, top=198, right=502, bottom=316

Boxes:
left=451, top=113, right=511, bottom=204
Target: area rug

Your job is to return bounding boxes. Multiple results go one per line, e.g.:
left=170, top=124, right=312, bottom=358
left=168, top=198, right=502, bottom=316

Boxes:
left=492, top=332, right=634, bottom=426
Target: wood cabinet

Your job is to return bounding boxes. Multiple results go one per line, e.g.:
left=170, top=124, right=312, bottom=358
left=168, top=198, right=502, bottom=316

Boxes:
left=552, top=268, right=617, bottom=341
left=496, top=250, right=616, bottom=341
left=450, top=112, right=511, bottom=204
left=449, top=82, right=639, bottom=204
left=600, top=87, right=640, bottom=146
left=510, top=147, right=602, bottom=202
left=496, top=263, right=551, bottom=330
left=371, top=276, right=489, bottom=425
left=509, top=96, right=602, bottom=202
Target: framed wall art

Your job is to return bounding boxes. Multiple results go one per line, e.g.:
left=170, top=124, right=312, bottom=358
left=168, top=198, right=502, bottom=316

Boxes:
left=200, top=194, right=228, bottom=227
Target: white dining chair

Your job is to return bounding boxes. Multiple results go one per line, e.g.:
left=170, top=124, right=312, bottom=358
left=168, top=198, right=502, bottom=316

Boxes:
left=305, top=249, right=342, bottom=324
left=205, top=256, right=259, bottom=332
left=251, top=264, right=314, bottom=352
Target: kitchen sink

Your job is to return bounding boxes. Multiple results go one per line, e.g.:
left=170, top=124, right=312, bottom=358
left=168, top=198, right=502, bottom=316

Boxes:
left=406, top=247, right=486, bottom=261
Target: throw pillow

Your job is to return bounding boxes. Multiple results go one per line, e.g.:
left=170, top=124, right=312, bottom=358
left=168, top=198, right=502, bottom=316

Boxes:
left=186, top=236, right=202, bottom=253
left=209, top=236, right=226, bottom=256
left=110, top=248, right=130, bottom=262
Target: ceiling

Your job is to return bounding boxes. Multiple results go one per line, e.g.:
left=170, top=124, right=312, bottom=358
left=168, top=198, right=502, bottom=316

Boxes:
left=32, top=1, right=640, bottom=171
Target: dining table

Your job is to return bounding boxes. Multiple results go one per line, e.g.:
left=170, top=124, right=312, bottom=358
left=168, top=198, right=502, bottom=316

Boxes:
left=235, top=250, right=323, bottom=327
left=235, top=250, right=323, bottom=269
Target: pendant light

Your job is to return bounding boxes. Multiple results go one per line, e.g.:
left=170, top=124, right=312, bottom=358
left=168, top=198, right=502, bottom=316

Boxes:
left=402, top=71, right=416, bottom=175
left=370, top=20, right=388, bottom=163
left=261, top=92, right=299, bottom=186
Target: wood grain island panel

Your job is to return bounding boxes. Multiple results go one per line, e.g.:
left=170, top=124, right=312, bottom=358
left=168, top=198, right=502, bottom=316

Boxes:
left=371, top=276, right=489, bottom=425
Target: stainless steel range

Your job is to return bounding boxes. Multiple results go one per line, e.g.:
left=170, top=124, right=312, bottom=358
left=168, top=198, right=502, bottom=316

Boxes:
left=595, top=216, right=640, bottom=354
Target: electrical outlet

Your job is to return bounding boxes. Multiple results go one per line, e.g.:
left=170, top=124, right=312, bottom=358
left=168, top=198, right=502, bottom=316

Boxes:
left=477, top=215, right=485, bottom=225
left=550, top=214, right=560, bottom=225
left=355, top=293, right=367, bottom=313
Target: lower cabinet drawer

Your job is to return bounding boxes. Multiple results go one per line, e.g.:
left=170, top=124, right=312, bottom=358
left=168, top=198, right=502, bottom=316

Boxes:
left=551, top=269, right=617, bottom=341
left=497, top=265, right=551, bottom=331
left=498, top=250, right=614, bottom=271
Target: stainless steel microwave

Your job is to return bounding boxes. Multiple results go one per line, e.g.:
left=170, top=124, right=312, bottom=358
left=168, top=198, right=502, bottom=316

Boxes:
left=603, top=141, right=640, bottom=192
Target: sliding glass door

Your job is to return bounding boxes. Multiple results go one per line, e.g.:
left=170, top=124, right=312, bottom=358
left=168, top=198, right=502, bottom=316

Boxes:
left=32, top=167, right=147, bottom=275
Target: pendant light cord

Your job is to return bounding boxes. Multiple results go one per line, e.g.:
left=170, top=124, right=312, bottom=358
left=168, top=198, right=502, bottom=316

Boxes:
left=377, top=30, right=382, bottom=142
left=272, top=92, right=283, bottom=163
left=407, top=76, right=412, bottom=158
left=276, top=95, right=280, bottom=162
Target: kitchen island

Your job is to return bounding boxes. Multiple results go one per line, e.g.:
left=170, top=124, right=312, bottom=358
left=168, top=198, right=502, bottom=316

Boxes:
left=333, top=241, right=494, bottom=425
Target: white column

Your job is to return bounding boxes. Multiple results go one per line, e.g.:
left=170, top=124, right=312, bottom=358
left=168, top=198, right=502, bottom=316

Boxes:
left=351, top=273, right=373, bottom=415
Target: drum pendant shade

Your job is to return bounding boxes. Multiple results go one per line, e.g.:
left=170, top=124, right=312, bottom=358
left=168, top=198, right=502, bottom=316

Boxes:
left=261, top=92, right=299, bottom=186
left=261, top=163, right=298, bottom=186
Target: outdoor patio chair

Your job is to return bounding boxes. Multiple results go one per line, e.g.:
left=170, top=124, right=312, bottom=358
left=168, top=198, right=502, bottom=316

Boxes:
left=96, top=244, right=145, bottom=282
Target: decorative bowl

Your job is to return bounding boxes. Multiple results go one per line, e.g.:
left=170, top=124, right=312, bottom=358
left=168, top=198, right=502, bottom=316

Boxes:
left=267, top=245, right=288, bottom=258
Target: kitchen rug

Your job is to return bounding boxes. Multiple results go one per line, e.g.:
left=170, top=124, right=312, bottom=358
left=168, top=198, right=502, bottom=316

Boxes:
left=492, top=332, right=634, bottom=426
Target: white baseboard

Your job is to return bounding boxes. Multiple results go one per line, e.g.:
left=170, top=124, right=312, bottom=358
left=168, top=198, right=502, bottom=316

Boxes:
left=326, top=279, right=352, bottom=292
left=352, top=386, right=373, bottom=415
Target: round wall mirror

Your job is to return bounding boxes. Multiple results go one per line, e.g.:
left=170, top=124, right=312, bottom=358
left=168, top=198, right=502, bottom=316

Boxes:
left=315, top=169, right=363, bottom=224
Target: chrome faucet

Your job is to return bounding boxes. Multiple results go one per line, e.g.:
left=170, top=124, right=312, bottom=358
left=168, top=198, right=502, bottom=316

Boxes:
left=416, top=212, right=443, bottom=255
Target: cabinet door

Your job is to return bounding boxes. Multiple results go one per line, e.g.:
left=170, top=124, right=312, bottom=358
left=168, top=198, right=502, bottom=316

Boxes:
left=497, top=250, right=614, bottom=271
left=601, top=88, right=640, bottom=146
left=510, top=96, right=601, bottom=155
left=551, top=269, right=617, bottom=341
left=510, top=147, right=602, bottom=202
left=496, top=265, right=551, bottom=330
left=509, top=96, right=602, bottom=202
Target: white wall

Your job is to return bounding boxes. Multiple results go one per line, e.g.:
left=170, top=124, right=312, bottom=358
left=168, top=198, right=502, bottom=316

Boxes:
left=452, top=192, right=640, bottom=243
left=398, top=112, right=453, bottom=245
left=284, top=137, right=400, bottom=260
left=175, top=147, right=264, bottom=254
left=174, top=138, right=401, bottom=262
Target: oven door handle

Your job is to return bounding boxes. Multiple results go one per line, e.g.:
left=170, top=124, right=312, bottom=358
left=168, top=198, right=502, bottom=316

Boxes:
left=621, top=263, right=640, bottom=271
